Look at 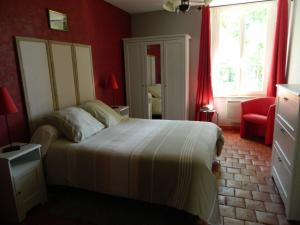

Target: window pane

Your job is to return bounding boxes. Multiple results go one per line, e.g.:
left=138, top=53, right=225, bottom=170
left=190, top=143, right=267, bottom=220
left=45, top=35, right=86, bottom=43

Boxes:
left=213, top=10, right=241, bottom=96
left=241, top=7, right=268, bottom=93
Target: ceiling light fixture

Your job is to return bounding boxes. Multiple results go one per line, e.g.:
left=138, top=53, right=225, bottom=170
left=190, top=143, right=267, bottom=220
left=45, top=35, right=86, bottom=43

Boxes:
left=163, top=0, right=212, bottom=13
left=178, top=0, right=190, bottom=13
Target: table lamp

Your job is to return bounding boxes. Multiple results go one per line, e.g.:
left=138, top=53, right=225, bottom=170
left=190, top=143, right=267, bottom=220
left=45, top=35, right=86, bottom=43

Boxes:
left=0, top=87, right=20, bottom=153
left=108, top=73, right=119, bottom=107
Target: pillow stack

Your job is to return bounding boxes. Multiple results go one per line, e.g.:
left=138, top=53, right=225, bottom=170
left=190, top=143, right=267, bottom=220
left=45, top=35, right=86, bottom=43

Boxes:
left=43, top=100, right=124, bottom=143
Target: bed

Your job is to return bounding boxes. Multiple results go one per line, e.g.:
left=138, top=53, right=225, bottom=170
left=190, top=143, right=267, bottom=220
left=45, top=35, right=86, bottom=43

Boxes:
left=42, top=118, right=223, bottom=225
left=16, top=38, right=223, bottom=225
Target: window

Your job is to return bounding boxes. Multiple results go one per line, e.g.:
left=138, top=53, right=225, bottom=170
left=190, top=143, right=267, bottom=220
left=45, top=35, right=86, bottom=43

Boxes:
left=211, top=2, right=276, bottom=97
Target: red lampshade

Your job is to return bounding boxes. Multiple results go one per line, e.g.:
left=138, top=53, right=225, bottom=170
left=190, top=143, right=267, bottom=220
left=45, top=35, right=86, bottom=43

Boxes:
left=108, top=74, right=119, bottom=90
left=0, top=87, right=18, bottom=115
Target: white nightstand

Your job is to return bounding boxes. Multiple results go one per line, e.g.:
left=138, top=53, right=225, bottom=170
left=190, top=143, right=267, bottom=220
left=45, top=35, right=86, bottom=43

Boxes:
left=0, top=143, right=47, bottom=223
left=112, top=106, right=130, bottom=117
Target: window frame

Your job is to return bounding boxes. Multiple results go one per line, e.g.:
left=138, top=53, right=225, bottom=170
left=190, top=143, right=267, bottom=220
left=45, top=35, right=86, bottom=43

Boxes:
left=211, top=2, right=276, bottom=97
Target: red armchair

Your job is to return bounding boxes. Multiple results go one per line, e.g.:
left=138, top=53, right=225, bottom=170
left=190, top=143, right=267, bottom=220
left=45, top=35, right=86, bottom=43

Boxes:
left=240, top=97, right=276, bottom=145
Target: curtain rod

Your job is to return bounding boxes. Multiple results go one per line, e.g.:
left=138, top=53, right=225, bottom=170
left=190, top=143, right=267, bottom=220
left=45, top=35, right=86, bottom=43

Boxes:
left=200, top=0, right=292, bottom=8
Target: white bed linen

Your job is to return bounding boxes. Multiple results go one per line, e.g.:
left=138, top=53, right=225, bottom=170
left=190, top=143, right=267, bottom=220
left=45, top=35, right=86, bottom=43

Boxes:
left=46, top=118, right=223, bottom=225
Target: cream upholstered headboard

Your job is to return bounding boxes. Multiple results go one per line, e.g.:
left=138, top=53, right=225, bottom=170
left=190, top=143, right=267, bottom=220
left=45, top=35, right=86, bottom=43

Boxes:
left=16, top=37, right=96, bottom=132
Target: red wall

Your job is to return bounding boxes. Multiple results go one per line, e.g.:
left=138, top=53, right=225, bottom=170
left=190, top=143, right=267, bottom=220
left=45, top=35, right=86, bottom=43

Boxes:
left=0, top=0, right=131, bottom=146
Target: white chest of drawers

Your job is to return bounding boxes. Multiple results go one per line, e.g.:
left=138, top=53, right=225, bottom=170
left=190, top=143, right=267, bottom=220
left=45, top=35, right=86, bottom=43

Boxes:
left=272, top=84, right=300, bottom=221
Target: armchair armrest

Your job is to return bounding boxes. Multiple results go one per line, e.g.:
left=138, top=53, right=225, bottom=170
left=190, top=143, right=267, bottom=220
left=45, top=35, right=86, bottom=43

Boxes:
left=265, top=103, right=276, bottom=145
left=267, top=104, right=276, bottom=121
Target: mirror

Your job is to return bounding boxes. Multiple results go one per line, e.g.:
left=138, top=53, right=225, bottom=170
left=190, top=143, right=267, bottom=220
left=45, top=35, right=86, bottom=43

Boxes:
left=146, top=44, right=162, bottom=119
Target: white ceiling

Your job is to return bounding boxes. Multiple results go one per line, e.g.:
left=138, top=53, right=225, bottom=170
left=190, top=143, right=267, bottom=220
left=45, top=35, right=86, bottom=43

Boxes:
left=104, top=0, right=271, bottom=14
left=104, top=0, right=167, bottom=14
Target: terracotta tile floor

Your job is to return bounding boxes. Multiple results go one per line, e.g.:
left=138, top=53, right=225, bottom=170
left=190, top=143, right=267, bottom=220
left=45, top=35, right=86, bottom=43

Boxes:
left=217, top=130, right=299, bottom=225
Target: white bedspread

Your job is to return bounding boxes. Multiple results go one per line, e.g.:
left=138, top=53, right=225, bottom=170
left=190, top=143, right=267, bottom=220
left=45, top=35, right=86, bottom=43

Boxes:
left=46, top=118, right=223, bottom=225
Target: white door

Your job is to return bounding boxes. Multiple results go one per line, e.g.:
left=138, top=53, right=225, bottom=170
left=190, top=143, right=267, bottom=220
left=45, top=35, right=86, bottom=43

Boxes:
left=124, top=43, right=147, bottom=118
left=163, top=39, right=188, bottom=120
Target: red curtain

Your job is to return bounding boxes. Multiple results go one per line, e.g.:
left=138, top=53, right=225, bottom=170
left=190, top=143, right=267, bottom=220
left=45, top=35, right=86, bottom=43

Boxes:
left=267, top=0, right=288, bottom=97
left=194, top=6, right=214, bottom=121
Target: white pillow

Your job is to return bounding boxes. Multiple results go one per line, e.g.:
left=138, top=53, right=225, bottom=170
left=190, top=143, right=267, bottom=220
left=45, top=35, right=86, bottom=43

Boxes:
left=148, top=84, right=161, bottom=98
left=80, top=100, right=123, bottom=127
left=31, top=125, right=61, bottom=157
left=46, top=107, right=105, bottom=143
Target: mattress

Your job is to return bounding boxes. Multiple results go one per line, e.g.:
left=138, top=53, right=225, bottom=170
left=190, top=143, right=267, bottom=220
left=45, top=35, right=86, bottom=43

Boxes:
left=46, top=118, right=223, bottom=225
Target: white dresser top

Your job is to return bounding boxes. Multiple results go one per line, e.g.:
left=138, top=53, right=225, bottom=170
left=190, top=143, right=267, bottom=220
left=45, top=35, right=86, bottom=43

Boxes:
left=276, top=84, right=300, bottom=96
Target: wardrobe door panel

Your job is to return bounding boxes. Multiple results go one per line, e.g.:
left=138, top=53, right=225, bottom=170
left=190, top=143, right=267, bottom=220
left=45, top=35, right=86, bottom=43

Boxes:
left=124, top=43, right=147, bottom=118
left=49, top=42, right=78, bottom=109
left=164, top=39, right=188, bottom=120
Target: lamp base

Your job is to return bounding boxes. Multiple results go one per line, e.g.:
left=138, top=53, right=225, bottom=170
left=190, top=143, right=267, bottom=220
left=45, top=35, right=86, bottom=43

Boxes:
left=2, top=145, right=20, bottom=153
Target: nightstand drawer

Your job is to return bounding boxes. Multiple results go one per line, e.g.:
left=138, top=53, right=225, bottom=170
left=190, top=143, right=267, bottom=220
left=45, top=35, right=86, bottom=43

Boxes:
left=14, top=167, right=44, bottom=220
left=274, top=119, right=295, bottom=168
left=277, top=89, right=299, bottom=134
left=14, top=168, right=40, bottom=199
left=272, top=144, right=291, bottom=207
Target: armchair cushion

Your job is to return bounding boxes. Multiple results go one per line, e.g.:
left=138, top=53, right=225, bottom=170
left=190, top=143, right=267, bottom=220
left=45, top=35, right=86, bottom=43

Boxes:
left=243, top=114, right=268, bottom=125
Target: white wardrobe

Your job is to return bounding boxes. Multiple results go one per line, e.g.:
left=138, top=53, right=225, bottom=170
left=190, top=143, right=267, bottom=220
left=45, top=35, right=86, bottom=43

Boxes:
left=123, top=34, right=190, bottom=120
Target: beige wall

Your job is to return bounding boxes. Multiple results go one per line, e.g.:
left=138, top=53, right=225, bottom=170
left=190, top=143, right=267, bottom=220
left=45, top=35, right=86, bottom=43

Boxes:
left=131, top=3, right=300, bottom=125
left=287, top=0, right=300, bottom=84
left=131, top=8, right=202, bottom=120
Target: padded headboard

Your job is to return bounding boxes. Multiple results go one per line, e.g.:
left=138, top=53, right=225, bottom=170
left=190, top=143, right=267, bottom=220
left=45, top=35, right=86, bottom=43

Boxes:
left=16, top=37, right=96, bottom=133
